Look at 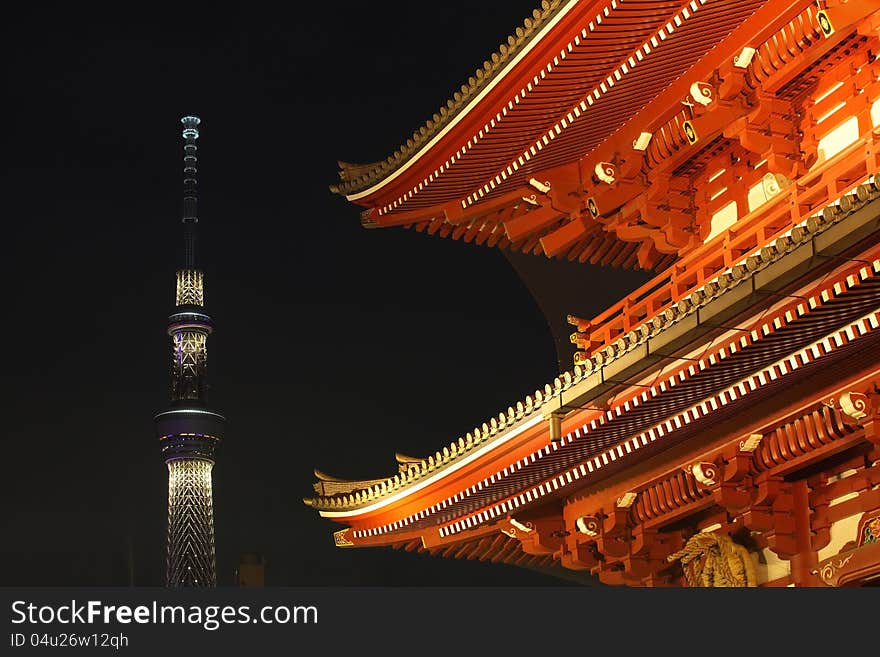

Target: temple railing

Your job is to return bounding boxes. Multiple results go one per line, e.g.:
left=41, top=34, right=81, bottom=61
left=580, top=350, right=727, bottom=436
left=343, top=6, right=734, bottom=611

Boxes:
left=571, top=129, right=880, bottom=363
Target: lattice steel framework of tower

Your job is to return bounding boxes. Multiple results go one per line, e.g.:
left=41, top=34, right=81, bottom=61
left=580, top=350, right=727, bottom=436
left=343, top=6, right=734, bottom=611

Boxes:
left=154, top=115, right=226, bottom=588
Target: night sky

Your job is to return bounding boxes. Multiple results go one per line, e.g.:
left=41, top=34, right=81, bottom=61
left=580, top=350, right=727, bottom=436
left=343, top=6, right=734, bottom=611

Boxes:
left=2, top=3, right=653, bottom=586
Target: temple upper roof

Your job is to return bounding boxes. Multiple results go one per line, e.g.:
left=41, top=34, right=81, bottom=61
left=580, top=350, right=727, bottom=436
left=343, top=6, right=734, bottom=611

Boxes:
left=328, top=0, right=823, bottom=273
left=331, top=0, right=769, bottom=207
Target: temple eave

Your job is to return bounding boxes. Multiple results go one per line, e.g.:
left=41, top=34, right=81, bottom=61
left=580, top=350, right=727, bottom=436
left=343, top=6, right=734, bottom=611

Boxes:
left=309, top=182, right=880, bottom=520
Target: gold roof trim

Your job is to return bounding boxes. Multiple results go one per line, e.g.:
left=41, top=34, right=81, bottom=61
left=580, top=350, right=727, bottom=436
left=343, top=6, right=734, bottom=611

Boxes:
left=330, top=0, right=565, bottom=196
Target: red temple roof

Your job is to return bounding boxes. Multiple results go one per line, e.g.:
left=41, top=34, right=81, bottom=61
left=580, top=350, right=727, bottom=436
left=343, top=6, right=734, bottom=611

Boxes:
left=331, top=0, right=818, bottom=271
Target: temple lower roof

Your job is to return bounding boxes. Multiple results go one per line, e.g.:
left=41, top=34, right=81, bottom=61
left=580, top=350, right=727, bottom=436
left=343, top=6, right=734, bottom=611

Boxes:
left=305, top=179, right=880, bottom=522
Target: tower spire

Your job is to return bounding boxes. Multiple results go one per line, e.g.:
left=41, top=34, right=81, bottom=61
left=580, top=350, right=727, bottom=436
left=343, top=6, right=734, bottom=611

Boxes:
left=155, top=115, right=225, bottom=588
left=181, top=115, right=200, bottom=269
left=175, top=116, right=205, bottom=308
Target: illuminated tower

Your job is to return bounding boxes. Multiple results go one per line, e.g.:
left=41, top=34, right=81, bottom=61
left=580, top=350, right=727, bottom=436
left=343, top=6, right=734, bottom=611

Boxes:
left=154, top=115, right=225, bottom=588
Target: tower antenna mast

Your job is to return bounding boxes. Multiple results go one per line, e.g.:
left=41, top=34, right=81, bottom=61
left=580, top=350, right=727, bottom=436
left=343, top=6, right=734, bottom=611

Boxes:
left=181, top=115, right=199, bottom=269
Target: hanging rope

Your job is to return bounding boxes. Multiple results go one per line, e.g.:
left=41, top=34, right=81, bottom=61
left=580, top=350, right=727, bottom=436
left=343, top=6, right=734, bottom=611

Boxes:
left=667, top=532, right=758, bottom=587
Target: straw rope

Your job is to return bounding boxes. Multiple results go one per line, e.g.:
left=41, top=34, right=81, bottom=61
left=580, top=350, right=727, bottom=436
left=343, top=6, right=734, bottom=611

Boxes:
left=667, top=532, right=757, bottom=587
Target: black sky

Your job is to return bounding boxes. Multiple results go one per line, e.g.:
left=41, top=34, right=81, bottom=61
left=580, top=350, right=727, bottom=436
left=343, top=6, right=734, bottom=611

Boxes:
left=1, top=3, right=652, bottom=586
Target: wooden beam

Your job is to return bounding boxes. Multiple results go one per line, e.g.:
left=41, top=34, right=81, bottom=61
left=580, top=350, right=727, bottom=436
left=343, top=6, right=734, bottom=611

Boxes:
left=503, top=205, right=564, bottom=242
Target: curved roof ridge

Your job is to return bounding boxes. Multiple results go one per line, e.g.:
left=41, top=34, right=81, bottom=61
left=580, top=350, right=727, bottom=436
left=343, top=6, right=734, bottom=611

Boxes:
left=330, top=0, right=567, bottom=196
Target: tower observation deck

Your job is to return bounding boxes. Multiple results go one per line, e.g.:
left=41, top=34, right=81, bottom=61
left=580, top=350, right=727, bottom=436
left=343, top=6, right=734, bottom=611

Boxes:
left=154, top=115, right=225, bottom=588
